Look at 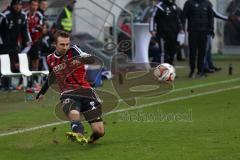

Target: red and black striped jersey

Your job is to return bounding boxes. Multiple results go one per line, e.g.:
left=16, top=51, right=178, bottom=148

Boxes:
left=46, top=45, right=91, bottom=94
left=25, top=10, right=43, bottom=42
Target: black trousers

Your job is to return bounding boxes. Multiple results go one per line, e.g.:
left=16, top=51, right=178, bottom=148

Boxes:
left=156, top=31, right=177, bottom=65
left=0, top=48, right=20, bottom=89
left=188, top=32, right=208, bottom=74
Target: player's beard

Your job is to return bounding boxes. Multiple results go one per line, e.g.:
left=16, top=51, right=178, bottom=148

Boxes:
left=60, top=49, right=68, bottom=55
left=56, top=49, right=67, bottom=56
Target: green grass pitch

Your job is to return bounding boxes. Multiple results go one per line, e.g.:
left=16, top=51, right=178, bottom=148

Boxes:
left=0, top=55, right=240, bottom=160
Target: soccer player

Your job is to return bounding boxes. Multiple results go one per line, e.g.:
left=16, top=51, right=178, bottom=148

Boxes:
left=25, top=0, right=44, bottom=90
left=36, top=30, right=105, bottom=144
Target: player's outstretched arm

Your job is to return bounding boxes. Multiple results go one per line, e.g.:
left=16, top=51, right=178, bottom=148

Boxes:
left=72, top=45, right=98, bottom=64
left=36, top=73, right=56, bottom=101
left=77, top=54, right=96, bottom=64
left=36, top=79, right=49, bottom=101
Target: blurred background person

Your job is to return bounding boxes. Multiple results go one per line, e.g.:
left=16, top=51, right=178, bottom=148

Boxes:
left=176, top=5, right=186, bottom=61
left=25, top=0, right=44, bottom=90
left=204, top=4, right=234, bottom=73
left=38, top=0, right=48, bottom=23
left=0, top=0, right=31, bottom=91
left=148, top=36, right=161, bottom=65
left=0, top=13, right=4, bottom=53
left=225, top=0, right=240, bottom=45
left=38, top=22, right=54, bottom=83
left=148, top=0, right=161, bottom=64
left=53, top=0, right=76, bottom=33
left=183, top=0, right=213, bottom=78
left=149, top=0, right=183, bottom=65
left=39, top=22, right=54, bottom=72
left=117, top=18, right=132, bottom=57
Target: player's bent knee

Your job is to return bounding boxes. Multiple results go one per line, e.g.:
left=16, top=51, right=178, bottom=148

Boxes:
left=69, top=109, right=80, bottom=115
left=68, top=110, right=81, bottom=121
left=62, top=98, right=79, bottom=116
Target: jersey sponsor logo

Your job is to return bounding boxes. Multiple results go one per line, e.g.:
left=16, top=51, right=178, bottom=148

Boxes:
left=70, top=59, right=82, bottom=68
left=18, top=19, right=22, bottom=24
left=53, top=63, right=66, bottom=73
left=50, top=54, right=82, bottom=73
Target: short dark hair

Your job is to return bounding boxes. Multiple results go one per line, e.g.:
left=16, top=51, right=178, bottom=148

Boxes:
left=29, top=0, right=39, bottom=4
left=11, top=0, right=23, bottom=6
left=39, top=0, right=47, bottom=3
left=54, top=30, right=70, bottom=42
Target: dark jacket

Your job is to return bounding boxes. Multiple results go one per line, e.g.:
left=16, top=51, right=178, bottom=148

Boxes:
left=0, top=7, right=31, bottom=54
left=183, top=0, right=214, bottom=32
left=38, top=8, right=47, bottom=22
left=39, top=32, right=55, bottom=57
left=149, top=0, right=183, bottom=35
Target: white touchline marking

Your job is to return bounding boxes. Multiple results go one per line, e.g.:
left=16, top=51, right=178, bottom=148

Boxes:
left=106, top=85, right=240, bottom=114
left=173, top=77, right=240, bottom=92
left=175, top=65, right=186, bottom=69
left=0, top=82, right=239, bottom=137
left=0, top=121, right=69, bottom=137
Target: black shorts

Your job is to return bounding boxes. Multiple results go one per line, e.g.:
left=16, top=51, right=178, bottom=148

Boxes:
left=60, top=88, right=103, bottom=123
left=28, top=42, right=40, bottom=61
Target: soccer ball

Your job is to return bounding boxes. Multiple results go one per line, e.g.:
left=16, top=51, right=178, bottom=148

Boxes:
left=153, top=63, right=176, bottom=81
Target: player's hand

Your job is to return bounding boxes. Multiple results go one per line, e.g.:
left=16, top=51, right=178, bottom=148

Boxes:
left=228, top=15, right=238, bottom=22
left=179, top=30, right=185, bottom=34
left=36, top=94, right=44, bottom=102
left=150, top=31, right=156, bottom=37
left=209, top=31, right=215, bottom=38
